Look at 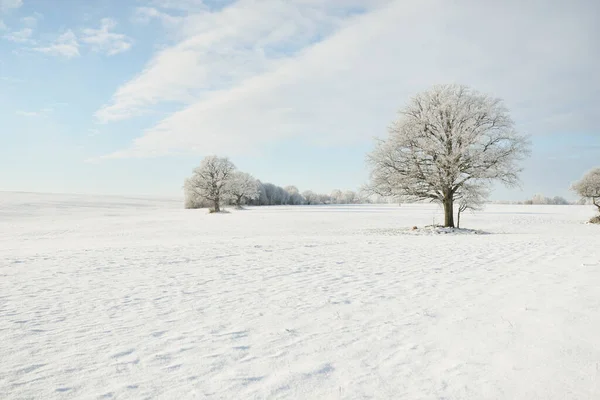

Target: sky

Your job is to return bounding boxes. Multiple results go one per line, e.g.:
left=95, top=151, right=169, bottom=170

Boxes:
left=1, top=0, right=599, bottom=201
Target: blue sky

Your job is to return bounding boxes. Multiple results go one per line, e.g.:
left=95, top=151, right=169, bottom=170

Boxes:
left=1, top=0, right=599, bottom=201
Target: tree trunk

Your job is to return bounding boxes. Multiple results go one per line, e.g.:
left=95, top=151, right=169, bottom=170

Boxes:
left=213, top=198, right=220, bottom=212
left=457, top=209, right=461, bottom=229
left=443, top=196, right=454, bottom=228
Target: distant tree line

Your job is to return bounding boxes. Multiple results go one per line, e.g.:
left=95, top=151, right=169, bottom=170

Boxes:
left=184, top=156, right=371, bottom=211
left=523, top=194, right=570, bottom=205
left=247, top=184, right=367, bottom=207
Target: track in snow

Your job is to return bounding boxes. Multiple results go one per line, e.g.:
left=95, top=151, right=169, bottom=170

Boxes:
left=1, top=192, right=599, bottom=399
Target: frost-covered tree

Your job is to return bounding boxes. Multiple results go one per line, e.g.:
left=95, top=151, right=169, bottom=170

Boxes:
left=455, top=183, right=488, bottom=229
left=531, top=194, right=548, bottom=205
left=571, top=167, right=600, bottom=217
left=551, top=196, right=569, bottom=205
left=254, top=181, right=269, bottom=206
left=262, top=183, right=278, bottom=205
left=330, top=189, right=343, bottom=204
left=184, top=193, right=212, bottom=209
left=226, top=172, right=259, bottom=208
left=527, top=194, right=569, bottom=205
left=302, top=190, right=318, bottom=205
left=184, top=156, right=236, bottom=212
left=317, top=193, right=331, bottom=204
left=343, top=190, right=357, bottom=204
left=284, top=186, right=303, bottom=205
left=366, top=84, right=530, bottom=227
left=277, top=186, right=290, bottom=205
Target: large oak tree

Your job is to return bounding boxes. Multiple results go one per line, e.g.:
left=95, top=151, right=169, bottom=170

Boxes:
left=367, top=84, right=530, bottom=227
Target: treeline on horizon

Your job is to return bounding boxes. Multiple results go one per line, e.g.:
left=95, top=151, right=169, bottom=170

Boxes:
left=185, top=180, right=384, bottom=209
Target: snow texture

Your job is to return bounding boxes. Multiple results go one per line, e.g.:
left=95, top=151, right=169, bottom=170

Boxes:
left=1, top=192, right=600, bottom=399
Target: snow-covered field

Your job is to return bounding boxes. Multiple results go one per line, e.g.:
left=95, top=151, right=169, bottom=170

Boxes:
left=1, top=192, right=600, bottom=400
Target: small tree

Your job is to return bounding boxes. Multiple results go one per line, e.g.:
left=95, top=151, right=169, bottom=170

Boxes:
left=551, top=196, right=569, bottom=205
left=262, top=183, right=279, bottom=205
left=318, top=193, right=331, bottom=204
left=255, top=181, right=268, bottom=206
left=455, top=184, right=488, bottom=229
left=571, top=167, right=600, bottom=221
left=227, top=172, right=259, bottom=208
left=366, top=84, right=530, bottom=227
left=285, top=186, right=303, bottom=205
left=330, top=189, right=343, bottom=204
left=184, top=156, right=236, bottom=212
left=531, top=194, right=546, bottom=205
left=302, top=190, right=318, bottom=205
left=343, top=190, right=357, bottom=204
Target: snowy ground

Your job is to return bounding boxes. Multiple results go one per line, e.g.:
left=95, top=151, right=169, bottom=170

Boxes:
left=1, top=192, right=600, bottom=400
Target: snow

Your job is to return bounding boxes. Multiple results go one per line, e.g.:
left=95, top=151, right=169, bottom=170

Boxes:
left=1, top=192, right=600, bottom=399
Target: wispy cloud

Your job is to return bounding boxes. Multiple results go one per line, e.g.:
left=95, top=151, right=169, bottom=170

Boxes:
left=32, top=30, right=79, bottom=58
left=3, top=27, right=34, bottom=43
left=1, top=76, right=25, bottom=83
left=2, top=11, right=42, bottom=45
left=88, top=128, right=101, bottom=137
left=97, top=0, right=367, bottom=123
left=131, top=6, right=181, bottom=27
left=0, top=0, right=22, bottom=12
left=21, top=12, right=42, bottom=28
left=16, top=107, right=53, bottom=118
left=144, top=0, right=207, bottom=11
left=81, top=18, right=133, bottom=56
left=96, top=0, right=600, bottom=160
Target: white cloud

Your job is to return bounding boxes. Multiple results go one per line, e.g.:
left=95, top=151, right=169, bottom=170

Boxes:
left=97, top=0, right=373, bottom=122
left=3, top=27, right=34, bottom=43
left=32, top=30, right=80, bottom=58
left=144, top=0, right=207, bottom=11
left=132, top=6, right=182, bottom=27
left=0, top=20, right=6, bottom=30
left=81, top=18, right=133, bottom=56
left=16, top=107, right=53, bottom=117
left=21, top=16, right=36, bottom=26
left=0, top=0, right=22, bottom=11
left=88, top=128, right=101, bottom=137
left=1, top=76, right=25, bottom=83
left=21, top=12, right=42, bottom=28
left=16, top=110, right=41, bottom=117
left=96, top=0, right=600, bottom=160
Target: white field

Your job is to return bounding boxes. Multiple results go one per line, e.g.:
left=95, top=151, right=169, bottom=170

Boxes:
left=1, top=192, right=600, bottom=400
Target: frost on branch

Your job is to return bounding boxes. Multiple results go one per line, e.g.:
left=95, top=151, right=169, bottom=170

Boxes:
left=184, top=156, right=236, bottom=212
left=226, top=172, right=260, bottom=208
left=455, top=183, right=489, bottom=228
left=366, top=84, right=530, bottom=227
left=571, top=167, right=600, bottom=222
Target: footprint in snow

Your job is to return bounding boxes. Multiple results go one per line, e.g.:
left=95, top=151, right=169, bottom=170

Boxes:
left=112, top=349, right=135, bottom=359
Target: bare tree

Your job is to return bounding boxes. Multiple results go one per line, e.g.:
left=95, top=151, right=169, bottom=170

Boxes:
left=227, top=171, right=260, bottom=208
left=366, top=84, right=530, bottom=227
left=184, top=156, right=236, bottom=212
left=571, top=167, right=600, bottom=216
left=455, top=183, right=488, bottom=229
